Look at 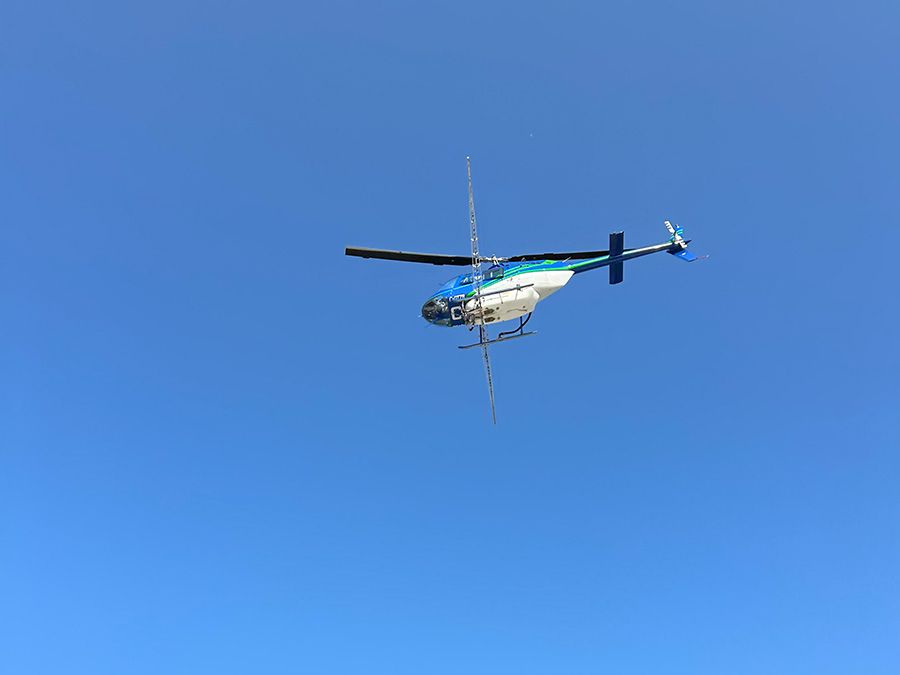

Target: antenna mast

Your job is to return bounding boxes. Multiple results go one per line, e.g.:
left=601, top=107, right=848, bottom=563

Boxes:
left=466, top=156, right=496, bottom=424
left=466, top=156, right=482, bottom=286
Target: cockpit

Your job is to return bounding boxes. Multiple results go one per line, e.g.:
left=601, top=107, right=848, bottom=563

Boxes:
left=421, top=296, right=450, bottom=323
left=436, top=277, right=458, bottom=292
left=424, top=265, right=505, bottom=326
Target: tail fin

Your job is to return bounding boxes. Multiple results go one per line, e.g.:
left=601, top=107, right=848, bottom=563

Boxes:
left=608, top=231, right=624, bottom=284
left=664, top=220, right=685, bottom=246
left=664, top=220, right=705, bottom=262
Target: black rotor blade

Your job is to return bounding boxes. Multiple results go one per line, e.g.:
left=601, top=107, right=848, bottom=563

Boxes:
left=506, top=249, right=610, bottom=262
left=345, top=247, right=472, bottom=266
left=347, top=246, right=618, bottom=265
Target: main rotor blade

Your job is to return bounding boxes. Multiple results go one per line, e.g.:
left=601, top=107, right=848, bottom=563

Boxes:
left=347, top=246, right=622, bottom=265
left=506, top=249, right=610, bottom=262
left=345, top=247, right=472, bottom=266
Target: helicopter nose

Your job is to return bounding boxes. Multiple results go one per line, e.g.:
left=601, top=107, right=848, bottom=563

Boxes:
left=421, top=299, right=439, bottom=322
left=421, top=297, right=449, bottom=323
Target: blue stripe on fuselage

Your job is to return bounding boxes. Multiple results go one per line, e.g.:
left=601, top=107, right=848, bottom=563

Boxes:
left=427, top=257, right=611, bottom=300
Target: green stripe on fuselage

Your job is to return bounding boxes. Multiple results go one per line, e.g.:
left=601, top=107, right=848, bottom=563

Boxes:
left=462, top=256, right=609, bottom=297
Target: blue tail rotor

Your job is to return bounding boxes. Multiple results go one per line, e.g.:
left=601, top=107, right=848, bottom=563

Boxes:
left=664, top=220, right=706, bottom=262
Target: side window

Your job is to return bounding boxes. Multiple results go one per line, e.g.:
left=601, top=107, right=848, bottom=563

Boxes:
left=460, top=269, right=502, bottom=285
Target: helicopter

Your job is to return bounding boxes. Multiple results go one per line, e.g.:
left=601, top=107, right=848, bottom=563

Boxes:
left=345, top=158, right=703, bottom=423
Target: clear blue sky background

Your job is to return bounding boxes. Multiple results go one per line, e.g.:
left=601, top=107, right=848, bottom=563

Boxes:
left=2, top=1, right=899, bottom=673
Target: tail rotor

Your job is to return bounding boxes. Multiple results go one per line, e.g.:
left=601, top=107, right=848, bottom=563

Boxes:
left=665, top=220, right=705, bottom=262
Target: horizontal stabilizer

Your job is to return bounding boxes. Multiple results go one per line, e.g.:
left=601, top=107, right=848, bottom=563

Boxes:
left=669, top=248, right=700, bottom=262
left=609, top=231, right=624, bottom=284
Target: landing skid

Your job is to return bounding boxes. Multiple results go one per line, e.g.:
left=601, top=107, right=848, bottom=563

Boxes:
left=458, top=312, right=535, bottom=350
left=458, top=331, right=537, bottom=350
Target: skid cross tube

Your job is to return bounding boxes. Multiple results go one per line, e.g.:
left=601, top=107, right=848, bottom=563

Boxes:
left=498, top=312, right=533, bottom=340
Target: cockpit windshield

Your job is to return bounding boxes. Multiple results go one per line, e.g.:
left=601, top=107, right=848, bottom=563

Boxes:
left=437, top=277, right=458, bottom=292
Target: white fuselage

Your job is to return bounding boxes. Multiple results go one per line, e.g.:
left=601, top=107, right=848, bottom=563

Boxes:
left=464, top=270, right=574, bottom=325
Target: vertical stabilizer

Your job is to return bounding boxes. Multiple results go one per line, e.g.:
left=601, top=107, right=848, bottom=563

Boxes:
left=609, top=231, right=624, bottom=285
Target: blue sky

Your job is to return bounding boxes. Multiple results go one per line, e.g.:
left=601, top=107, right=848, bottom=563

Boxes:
left=2, top=1, right=899, bottom=673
